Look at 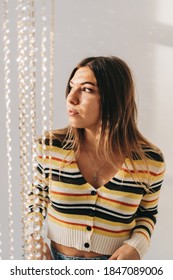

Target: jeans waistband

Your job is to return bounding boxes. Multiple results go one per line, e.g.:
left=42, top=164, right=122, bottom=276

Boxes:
left=51, top=246, right=109, bottom=260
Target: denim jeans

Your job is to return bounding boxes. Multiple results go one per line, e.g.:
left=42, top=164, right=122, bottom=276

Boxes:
left=51, top=246, right=109, bottom=260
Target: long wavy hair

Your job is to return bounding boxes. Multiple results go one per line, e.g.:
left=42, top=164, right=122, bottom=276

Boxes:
left=50, top=56, right=160, bottom=187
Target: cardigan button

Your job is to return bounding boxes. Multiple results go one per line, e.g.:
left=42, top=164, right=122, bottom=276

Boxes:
left=86, top=225, right=92, bottom=231
left=84, top=242, right=90, bottom=248
left=91, top=190, right=97, bottom=196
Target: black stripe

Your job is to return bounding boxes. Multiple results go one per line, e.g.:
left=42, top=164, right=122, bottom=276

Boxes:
left=144, top=151, right=164, bottom=162
left=51, top=203, right=134, bottom=223
left=45, top=168, right=81, bottom=177
left=136, top=209, right=157, bottom=224
left=132, top=147, right=164, bottom=162
left=41, top=138, right=62, bottom=147
left=111, top=177, right=144, bottom=185
left=37, top=161, right=86, bottom=184
left=51, top=203, right=93, bottom=216
left=105, top=181, right=144, bottom=195
left=151, top=180, right=163, bottom=189
left=133, top=225, right=152, bottom=237
left=37, top=164, right=43, bottom=175
left=51, top=173, right=86, bottom=185
left=94, top=210, right=134, bottom=224
left=40, top=138, right=72, bottom=150
left=133, top=225, right=151, bottom=237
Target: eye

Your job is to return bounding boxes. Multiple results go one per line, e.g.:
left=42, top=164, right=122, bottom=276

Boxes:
left=82, top=87, right=93, bottom=93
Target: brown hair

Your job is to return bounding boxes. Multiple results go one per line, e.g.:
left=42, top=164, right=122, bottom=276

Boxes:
left=51, top=56, right=161, bottom=188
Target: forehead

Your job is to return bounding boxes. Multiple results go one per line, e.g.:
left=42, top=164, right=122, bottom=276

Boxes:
left=71, top=67, right=97, bottom=85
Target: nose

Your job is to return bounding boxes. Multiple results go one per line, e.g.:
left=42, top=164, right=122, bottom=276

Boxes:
left=67, top=87, right=80, bottom=105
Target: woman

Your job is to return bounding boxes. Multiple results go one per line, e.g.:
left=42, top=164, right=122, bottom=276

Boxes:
left=27, top=56, right=165, bottom=260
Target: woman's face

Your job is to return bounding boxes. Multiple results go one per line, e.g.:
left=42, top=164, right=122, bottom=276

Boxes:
left=66, top=67, right=101, bottom=132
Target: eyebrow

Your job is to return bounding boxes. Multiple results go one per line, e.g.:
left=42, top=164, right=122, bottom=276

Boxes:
left=70, top=81, right=96, bottom=87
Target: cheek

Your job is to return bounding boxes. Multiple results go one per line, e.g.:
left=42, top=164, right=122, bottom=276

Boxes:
left=82, top=96, right=101, bottom=118
left=85, top=101, right=100, bottom=116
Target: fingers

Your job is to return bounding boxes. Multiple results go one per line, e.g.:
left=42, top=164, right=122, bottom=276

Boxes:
left=108, top=244, right=140, bottom=260
left=108, top=251, right=118, bottom=260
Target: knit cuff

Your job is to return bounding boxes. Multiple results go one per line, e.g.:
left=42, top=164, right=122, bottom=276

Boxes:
left=123, top=233, right=149, bottom=259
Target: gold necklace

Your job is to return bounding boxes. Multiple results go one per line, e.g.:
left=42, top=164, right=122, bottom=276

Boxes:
left=85, top=148, right=106, bottom=182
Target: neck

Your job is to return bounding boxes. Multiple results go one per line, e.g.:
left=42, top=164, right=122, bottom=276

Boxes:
left=83, top=128, right=101, bottom=151
left=83, top=129, right=123, bottom=164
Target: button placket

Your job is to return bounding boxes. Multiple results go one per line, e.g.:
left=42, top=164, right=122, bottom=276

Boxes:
left=84, top=189, right=98, bottom=250
left=89, top=189, right=97, bottom=217
left=85, top=218, right=93, bottom=250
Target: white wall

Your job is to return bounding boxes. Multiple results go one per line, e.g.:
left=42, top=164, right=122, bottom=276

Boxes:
left=0, top=0, right=172, bottom=259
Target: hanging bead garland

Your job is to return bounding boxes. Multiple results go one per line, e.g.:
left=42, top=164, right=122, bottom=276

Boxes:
left=17, top=0, right=33, bottom=259
left=48, top=0, right=55, bottom=216
left=25, top=0, right=55, bottom=260
left=1, top=0, right=55, bottom=260
left=2, top=0, right=14, bottom=260
left=27, top=0, right=39, bottom=260
left=49, top=0, right=55, bottom=133
left=31, top=0, right=48, bottom=260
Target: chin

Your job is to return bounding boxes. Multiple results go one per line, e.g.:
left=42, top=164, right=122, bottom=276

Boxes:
left=69, top=122, right=84, bottom=129
left=71, top=125, right=85, bottom=129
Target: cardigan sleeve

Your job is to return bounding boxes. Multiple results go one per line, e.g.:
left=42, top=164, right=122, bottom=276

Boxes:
left=26, top=142, right=50, bottom=235
left=124, top=158, right=165, bottom=259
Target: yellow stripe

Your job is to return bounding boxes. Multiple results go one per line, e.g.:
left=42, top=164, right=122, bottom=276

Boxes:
left=125, top=158, right=163, bottom=168
left=50, top=192, right=96, bottom=202
left=37, top=143, right=73, bottom=156
left=48, top=214, right=86, bottom=231
left=93, top=227, right=131, bottom=237
left=135, top=218, right=155, bottom=231
left=50, top=180, right=90, bottom=190
left=140, top=198, right=159, bottom=208
left=97, top=196, right=139, bottom=212
left=95, top=216, right=136, bottom=228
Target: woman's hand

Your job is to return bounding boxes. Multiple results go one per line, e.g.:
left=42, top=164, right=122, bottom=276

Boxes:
left=109, top=244, right=140, bottom=260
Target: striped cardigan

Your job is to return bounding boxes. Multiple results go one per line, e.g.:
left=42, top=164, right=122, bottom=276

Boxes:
left=28, top=138, right=165, bottom=258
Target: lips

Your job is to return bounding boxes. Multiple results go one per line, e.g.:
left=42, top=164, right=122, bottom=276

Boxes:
left=67, top=109, right=79, bottom=116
